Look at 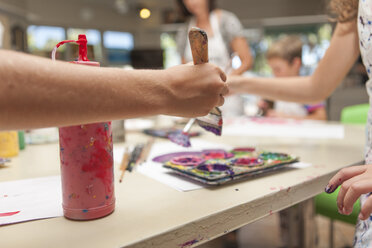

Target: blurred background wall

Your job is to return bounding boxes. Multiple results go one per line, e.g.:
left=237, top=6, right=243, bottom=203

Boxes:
left=0, top=0, right=367, bottom=120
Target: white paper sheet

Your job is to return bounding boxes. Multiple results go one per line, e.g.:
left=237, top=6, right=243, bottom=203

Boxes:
left=114, top=140, right=231, bottom=192
left=223, top=117, right=344, bottom=139
left=288, top=162, right=312, bottom=169
left=0, top=176, right=63, bottom=225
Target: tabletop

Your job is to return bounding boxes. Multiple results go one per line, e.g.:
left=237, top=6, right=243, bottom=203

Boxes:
left=0, top=122, right=365, bottom=248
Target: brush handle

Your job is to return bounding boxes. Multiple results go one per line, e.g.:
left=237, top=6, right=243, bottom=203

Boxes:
left=189, top=27, right=221, bottom=115
left=183, top=118, right=196, bottom=133
left=189, top=27, right=208, bottom=65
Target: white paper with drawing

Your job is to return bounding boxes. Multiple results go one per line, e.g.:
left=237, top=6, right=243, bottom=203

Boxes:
left=0, top=176, right=62, bottom=225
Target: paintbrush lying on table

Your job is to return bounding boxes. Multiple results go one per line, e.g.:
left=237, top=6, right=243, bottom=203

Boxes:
left=168, top=27, right=223, bottom=147
left=119, top=147, right=130, bottom=183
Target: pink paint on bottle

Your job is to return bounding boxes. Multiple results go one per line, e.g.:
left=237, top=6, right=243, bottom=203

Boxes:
left=52, top=35, right=115, bottom=220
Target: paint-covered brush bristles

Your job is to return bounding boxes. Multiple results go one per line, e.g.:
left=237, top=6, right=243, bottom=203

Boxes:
left=168, top=131, right=191, bottom=148
left=196, top=107, right=223, bottom=136
left=168, top=118, right=195, bottom=147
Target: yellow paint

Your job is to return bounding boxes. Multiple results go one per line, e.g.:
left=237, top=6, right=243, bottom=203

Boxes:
left=0, top=131, right=19, bottom=157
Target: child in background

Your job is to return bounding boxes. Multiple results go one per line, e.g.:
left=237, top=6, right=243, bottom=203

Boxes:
left=228, top=0, right=372, bottom=246
left=262, top=35, right=327, bottom=120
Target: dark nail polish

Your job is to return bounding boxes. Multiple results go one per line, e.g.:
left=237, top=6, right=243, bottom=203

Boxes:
left=325, top=185, right=335, bottom=193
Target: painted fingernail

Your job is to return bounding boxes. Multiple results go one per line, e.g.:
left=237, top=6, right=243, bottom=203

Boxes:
left=325, top=185, right=335, bottom=194
left=343, top=207, right=351, bottom=215
left=338, top=204, right=344, bottom=214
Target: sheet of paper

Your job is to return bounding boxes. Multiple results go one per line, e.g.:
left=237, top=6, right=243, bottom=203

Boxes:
left=288, top=162, right=312, bottom=169
left=0, top=176, right=63, bottom=226
left=114, top=140, right=231, bottom=192
left=223, top=117, right=344, bottom=139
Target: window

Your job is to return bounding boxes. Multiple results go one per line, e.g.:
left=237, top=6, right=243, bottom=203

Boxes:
left=160, top=32, right=181, bottom=68
left=103, top=31, right=133, bottom=65
left=27, top=25, right=66, bottom=58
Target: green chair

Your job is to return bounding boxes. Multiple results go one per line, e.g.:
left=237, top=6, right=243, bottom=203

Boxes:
left=340, top=103, right=369, bottom=124
left=315, top=103, right=368, bottom=248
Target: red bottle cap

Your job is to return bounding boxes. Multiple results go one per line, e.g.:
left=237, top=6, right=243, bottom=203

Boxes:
left=51, top=34, right=99, bottom=67
left=76, top=34, right=88, bottom=62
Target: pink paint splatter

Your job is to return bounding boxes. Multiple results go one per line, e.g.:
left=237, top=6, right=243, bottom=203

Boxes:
left=270, top=187, right=277, bottom=191
left=0, top=211, right=20, bottom=217
left=269, top=210, right=273, bottom=216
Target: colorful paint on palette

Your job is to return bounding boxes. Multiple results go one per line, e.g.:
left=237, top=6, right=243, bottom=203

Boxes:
left=202, top=150, right=234, bottom=160
left=234, top=157, right=264, bottom=167
left=160, top=148, right=298, bottom=185
left=259, top=152, right=290, bottom=161
left=170, top=155, right=205, bottom=166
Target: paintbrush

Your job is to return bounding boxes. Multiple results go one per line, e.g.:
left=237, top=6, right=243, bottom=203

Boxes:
left=119, top=147, right=130, bottom=183
left=137, top=137, right=155, bottom=164
left=127, top=144, right=144, bottom=172
left=169, top=27, right=223, bottom=147
left=168, top=118, right=195, bottom=147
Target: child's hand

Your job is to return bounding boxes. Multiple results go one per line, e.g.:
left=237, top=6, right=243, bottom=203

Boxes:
left=226, top=75, right=243, bottom=95
left=163, top=63, right=228, bottom=117
left=325, top=165, right=372, bottom=220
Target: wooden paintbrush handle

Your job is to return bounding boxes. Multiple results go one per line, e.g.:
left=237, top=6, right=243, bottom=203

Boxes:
left=189, top=27, right=208, bottom=65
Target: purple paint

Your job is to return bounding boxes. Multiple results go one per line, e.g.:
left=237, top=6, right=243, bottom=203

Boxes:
left=325, top=184, right=335, bottom=194
left=180, top=239, right=199, bottom=248
left=170, top=155, right=205, bottom=167
left=198, top=124, right=221, bottom=136
left=168, top=131, right=191, bottom=147
left=196, top=163, right=234, bottom=176
left=152, top=152, right=202, bottom=163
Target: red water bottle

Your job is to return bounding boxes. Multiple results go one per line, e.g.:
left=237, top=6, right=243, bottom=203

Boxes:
left=52, top=35, right=115, bottom=220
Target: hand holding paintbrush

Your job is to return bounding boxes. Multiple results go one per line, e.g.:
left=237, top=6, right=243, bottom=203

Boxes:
left=168, top=27, right=224, bottom=147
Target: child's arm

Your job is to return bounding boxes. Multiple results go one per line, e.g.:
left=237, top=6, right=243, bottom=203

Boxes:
left=229, top=37, right=253, bottom=75
left=228, top=21, right=360, bottom=103
left=0, top=50, right=227, bottom=130
left=326, top=165, right=372, bottom=220
left=266, top=107, right=327, bottom=121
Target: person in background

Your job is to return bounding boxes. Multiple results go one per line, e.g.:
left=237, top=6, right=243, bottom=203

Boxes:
left=0, top=49, right=227, bottom=131
left=228, top=0, right=372, bottom=246
left=262, top=35, right=327, bottom=120
left=176, top=0, right=253, bottom=117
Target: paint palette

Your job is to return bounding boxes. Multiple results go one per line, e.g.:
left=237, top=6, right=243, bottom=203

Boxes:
left=0, top=157, right=10, bottom=165
left=153, top=148, right=298, bottom=185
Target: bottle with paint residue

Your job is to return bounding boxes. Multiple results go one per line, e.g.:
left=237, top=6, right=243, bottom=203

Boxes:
left=52, top=35, right=115, bottom=220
